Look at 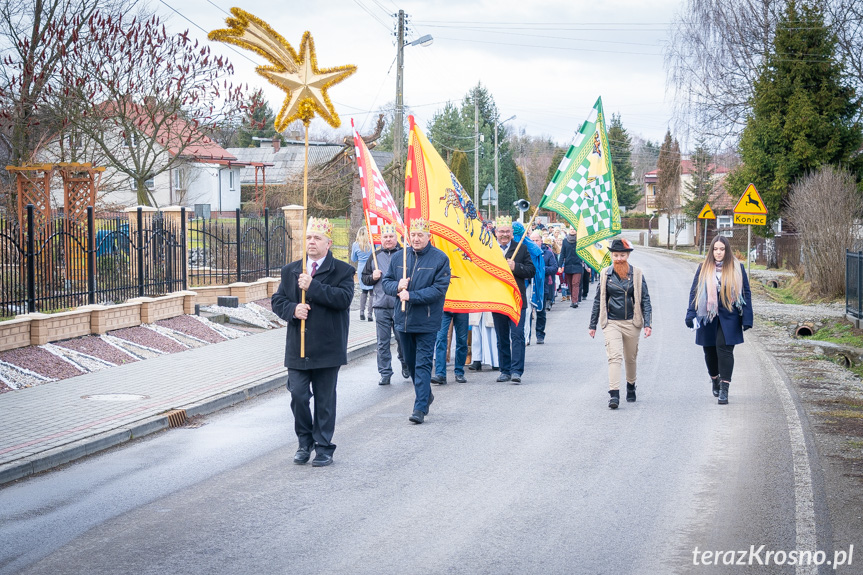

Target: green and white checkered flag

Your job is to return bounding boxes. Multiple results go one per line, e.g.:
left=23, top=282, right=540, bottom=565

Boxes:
left=538, top=96, right=621, bottom=272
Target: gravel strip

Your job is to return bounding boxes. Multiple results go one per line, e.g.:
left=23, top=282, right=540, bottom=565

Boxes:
left=41, top=343, right=114, bottom=373
left=146, top=324, right=207, bottom=349
left=100, top=334, right=164, bottom=359
left=247, top=302, right=286, bottom=326
left=201, top=305, right=273, bottom=329
left=0, top=379, right=12, bottom=394
left=109, top=326, right=187, bottom=354
left=252, top=298, right=273, bottom=311
left=0, top=346, right=83, bottom=381
left=0, top=360, right=51, bottom=391
left=157, top=315, right=226, bottom=344
left=56, top=336, right=139, bottom=366
left=189, top=314, right=248, bottom=339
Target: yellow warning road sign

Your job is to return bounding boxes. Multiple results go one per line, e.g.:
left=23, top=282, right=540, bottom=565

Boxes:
left=697, top=203, right=716, bottom=219
left=734, top=183, right=768, bottom=215
left=734, top=213, right=766, bottom=226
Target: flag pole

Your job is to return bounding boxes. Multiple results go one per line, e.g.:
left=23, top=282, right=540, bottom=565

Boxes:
left=300, top=122, right=309, bottom=358
left=363, top=208, right=379, bottom=270
left=510, top=206, right=541, bottom=261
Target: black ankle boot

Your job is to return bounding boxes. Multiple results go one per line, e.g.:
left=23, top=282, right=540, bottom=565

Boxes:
left=718, top=381, right=729, bottom=404
left=626, top=382, right=636, bottom=402
left=467, top=361, right=482, bottom=371
left=608, top=389, right=620, bottom=409
left=711, top=375, right=720, bottom=398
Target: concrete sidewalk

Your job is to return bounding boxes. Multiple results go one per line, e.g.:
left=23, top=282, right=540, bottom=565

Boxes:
left=0, top=309, right=379, bottom=486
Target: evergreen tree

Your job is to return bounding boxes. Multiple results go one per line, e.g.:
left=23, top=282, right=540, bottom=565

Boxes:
left=236, top=89, right=283, bottom=148
left=607, top=113, right=640, bottom=209
left=428, top=102, right=471, bottom=165
left=725, top=0, right=863, bottom=230
left=450, top=150, right=472, bottom=199
left=656, top=129, right=682, bottom=247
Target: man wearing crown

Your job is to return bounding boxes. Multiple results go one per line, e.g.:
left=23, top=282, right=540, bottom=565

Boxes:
left=492, top=216, right=536, bottom=384
left=382, top=218, right=451, bottom=424
left=361, top=223, right=409, bottom=385
left=271, top=217, right=355, bottom=467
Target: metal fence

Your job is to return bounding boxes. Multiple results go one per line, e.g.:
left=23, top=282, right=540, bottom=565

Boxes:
left=0, top=205, right=185, bottom=318
left=0, top=205, right=292, bottom=319
left=847, top=250, right=863, bottom=319
left=187, top=208, right=291, bottom=286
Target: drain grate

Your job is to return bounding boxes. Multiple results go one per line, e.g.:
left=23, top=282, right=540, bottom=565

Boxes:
left=165, top=409, right=187, bottom=428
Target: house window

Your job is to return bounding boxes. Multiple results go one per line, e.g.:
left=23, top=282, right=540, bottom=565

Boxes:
left=174, top=169, right=184, bottom=190
left=229, top=169, right=235, bottom=191
left=125, top=133, right=137, bottom=147
left=717, top=215, right=733, bottom=229
left=772, top=218, right=782, bottom=235
left=144, top=174, right=155, bottom=191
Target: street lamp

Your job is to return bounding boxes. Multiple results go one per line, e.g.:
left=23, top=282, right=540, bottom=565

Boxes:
left=494, top=114, right=516, bottom=219
left=392, top=10, right=433, bottom=206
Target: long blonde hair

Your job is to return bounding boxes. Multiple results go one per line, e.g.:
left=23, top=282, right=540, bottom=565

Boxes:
left=356, top=226, right=371, bottom=251
left=695, top=235, right=743, bottom=311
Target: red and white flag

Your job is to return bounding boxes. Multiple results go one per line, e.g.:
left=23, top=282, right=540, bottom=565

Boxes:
left=352, top=119, right=405, bottom=244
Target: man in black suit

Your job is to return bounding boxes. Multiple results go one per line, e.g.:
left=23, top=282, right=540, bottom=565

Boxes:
left=491, top=216, right=536, bottom=384
left=271, top=217, right=354, bottom=467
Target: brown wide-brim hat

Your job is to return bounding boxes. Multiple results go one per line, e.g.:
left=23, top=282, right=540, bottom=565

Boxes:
left=608, top=238, right=634, bottom=252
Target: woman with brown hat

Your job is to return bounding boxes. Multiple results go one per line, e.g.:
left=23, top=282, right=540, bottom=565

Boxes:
left=588, top=238, right=653, bottom=409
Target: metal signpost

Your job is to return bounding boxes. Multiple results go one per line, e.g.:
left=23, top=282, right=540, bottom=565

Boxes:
left=697, top=202, right=716, bottom=255
left=732, top=183, right=768, bottom=276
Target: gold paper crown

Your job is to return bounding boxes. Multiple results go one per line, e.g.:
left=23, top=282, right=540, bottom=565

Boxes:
left=306, top=217, right=333, bottom=238
left=409, top=218, right=430, bottom=233
left=380, top=223, right=397, bottom=235
left=495, top=215, right=513, bottom=228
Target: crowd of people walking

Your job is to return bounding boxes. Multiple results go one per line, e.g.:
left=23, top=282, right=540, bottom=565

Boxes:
left=272, top=216, right=754, bottom=466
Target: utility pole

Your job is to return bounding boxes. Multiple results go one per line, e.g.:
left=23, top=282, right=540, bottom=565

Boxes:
left=473, top=88, right=479, bottom=214
left=393, top=9, right=406, bottom=207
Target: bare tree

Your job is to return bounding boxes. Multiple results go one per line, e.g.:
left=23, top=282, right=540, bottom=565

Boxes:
left=829, top=0, right=863, bottom=122
left=787, top=165, right=863, bottom=297
left=665, top=0, right=787, bottom=144
left=510, top=129, right=556, bottom=207
left=57, top=13, right=244, bottom=206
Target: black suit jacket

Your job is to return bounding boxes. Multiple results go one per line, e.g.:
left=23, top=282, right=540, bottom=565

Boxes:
left=503, top=241, right=536, bottom=310
left=271, top=251, right=355, bottom=370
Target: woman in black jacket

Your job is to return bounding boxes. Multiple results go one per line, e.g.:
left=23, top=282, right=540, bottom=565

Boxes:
left=684, top=235, right=753, bottom=405
left=589, top=239, right=652, bottom=409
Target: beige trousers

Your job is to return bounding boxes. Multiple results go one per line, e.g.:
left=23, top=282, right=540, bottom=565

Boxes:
left=602, top=320, right=640, bottom=390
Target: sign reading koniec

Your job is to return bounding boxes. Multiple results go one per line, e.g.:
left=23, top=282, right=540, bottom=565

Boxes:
left=733, top=183, right=767, bottom=225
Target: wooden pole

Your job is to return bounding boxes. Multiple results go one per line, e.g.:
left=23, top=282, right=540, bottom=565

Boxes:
left=510, top=207, right=540, bottom=261
left=300, top=123, right=309, bottom=358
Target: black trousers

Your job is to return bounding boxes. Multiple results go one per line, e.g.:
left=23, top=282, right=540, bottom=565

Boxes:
left=703, top=324, right=735, bottom=382
left=287, top=366, right=340, bottom=455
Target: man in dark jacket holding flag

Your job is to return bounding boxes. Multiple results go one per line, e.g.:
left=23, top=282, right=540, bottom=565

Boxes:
left=383, top=218, right=451, bottom=424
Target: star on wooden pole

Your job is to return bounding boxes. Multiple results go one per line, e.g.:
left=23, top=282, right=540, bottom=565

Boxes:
left=209, top=8, right=357, bottom=129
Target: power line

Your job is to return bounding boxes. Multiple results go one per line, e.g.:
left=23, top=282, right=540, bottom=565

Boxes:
left=433, top=35, right=662, bottom=57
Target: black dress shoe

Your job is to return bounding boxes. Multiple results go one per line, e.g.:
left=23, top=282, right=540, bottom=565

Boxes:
left=401, top=364, right=410, bottom=379
left=428, top=392, right=434, bottom=409
left=430, top=374, right=447, bottom=385
left=570, top=302, right=578, bottom=308
left=311, top=453, right=333, bottom=467
left=491, top=366, right=500, bottom=371
left=360, top=313, right=365, bottom=321
left=293, top=445, right=313, bottom=465
left=368, top=316, right=373, bottom=322
left=496, top=373, right=511, bottom=382
left=409, top=410, right=425, bottom=424
left=455, top=374, right=467, bottom=383
left=379, top=375, right=391, bottom=385
left=468, top=361, right=482, bottom=371
left=511, top=375, right=521, bottom=384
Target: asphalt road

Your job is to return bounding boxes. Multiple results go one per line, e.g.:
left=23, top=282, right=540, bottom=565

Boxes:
left=0, top=249, right=828, bottom=575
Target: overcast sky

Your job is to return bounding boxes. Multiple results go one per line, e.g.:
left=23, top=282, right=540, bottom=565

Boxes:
left=152, top=0, right=680, bottom=147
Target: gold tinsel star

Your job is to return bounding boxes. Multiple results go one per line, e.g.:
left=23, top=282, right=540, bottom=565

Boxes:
left=209, top=8, right=357, bottom=129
